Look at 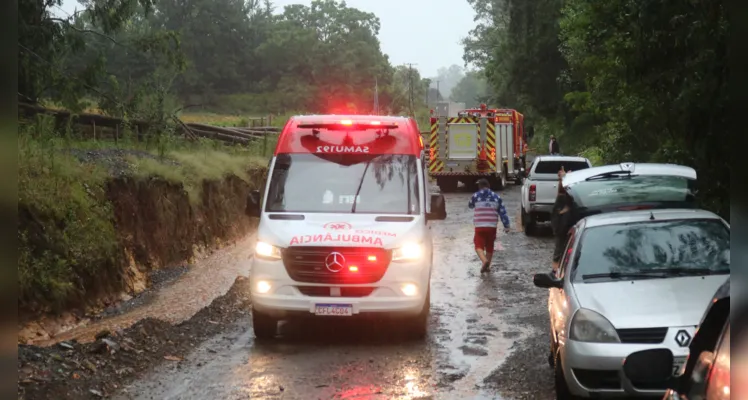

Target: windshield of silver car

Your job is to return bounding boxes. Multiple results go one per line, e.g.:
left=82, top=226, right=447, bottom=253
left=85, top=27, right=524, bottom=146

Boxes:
left=572, top=219, right=730, bottom=282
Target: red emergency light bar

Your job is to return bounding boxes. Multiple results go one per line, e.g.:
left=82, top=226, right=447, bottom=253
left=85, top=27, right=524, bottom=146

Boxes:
left=297, top=121, right=399, bottom=130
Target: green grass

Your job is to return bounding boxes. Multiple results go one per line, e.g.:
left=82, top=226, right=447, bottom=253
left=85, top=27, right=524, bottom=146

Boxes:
left=19, top=126, right=118, bottom=310
left=127, top=148, right=267, bottom=203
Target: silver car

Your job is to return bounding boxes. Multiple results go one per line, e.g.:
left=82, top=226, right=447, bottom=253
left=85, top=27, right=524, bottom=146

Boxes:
left=533, top=208, right=730, bottom=399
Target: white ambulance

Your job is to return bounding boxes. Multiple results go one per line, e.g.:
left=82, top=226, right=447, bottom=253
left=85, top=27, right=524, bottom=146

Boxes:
left=245, top=115, right=447, bottom=340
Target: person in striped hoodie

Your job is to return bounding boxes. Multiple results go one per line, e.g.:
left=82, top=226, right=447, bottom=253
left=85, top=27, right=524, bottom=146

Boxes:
left=468, top=178, right=511, bottom=273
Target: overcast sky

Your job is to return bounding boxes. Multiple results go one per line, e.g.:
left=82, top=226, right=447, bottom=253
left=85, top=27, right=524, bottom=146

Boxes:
left=57, top=0, right=475, bottom=78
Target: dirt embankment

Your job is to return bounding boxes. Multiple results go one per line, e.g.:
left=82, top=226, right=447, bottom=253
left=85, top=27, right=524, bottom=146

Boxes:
left=19, top=167, right=266, bottom=344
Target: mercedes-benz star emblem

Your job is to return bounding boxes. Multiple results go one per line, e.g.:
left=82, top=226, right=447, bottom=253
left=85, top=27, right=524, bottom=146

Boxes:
left=675, top=330, right=692, bottom=347
left=325, top=252, right=345, bottom=272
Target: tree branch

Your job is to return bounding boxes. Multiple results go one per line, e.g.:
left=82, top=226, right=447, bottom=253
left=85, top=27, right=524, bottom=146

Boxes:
left=49, top=17, right=127, bottom=47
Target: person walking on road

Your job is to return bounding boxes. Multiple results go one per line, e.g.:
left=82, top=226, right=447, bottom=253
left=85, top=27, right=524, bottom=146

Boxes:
left=549, top=135, right=560, bottom=155
left=468, top=178, right=511, bottom=273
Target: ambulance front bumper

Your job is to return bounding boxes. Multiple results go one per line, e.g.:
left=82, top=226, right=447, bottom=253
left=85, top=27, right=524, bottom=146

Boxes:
left=250, top=255, right=430, bottom=319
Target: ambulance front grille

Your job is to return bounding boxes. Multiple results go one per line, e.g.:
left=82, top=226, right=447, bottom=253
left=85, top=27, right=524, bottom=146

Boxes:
left=281, top=246, right=392, bottom=284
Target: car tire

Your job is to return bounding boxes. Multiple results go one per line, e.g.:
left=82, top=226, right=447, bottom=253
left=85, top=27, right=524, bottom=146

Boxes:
left=252, top=308, right=277, bottom=341
left=522, top=207, right=536, bottom=236
left=548, top=331, right=556, bottom=368
left=554, top=351, right=581, bottom=400
left=407, top=288, right=430, bottom=340
left=437, top=177, right=458, bottom=193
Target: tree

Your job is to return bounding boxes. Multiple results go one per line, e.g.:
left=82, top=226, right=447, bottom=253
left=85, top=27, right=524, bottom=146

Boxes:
left=450, top=70, right=490, bottom=106
left=431, top=64, right=465, bottom=100
left=463, top=0, right=729, bottom=217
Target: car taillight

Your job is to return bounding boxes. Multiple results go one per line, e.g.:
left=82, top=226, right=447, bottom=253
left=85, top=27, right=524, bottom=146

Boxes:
left=529, top=184, right=536, bottom=202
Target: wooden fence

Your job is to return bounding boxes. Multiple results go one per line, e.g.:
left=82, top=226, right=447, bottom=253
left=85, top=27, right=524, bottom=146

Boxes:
left=19, top=103, right=432, bottom=148
left=18, top=103, right=280, bottom=145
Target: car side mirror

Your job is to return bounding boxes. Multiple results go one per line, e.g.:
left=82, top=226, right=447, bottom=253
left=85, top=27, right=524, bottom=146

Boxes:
left=426, top=193, right=447, bottom=221
left=246, top=189, right=261, bottom=218
left=533, top=272, right=563, bottom=289
left=623, top=348, right=674, bottom=384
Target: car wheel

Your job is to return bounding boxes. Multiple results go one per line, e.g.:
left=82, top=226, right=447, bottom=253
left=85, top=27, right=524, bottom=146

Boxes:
left=548, top=331, right=556, bottom=368
left=522, top=208, right=536, bottom=236
left=252, top=308, right=277, bottom=341
left=554, top=351, right=581, bottom=400
left=437, top=177, right=458, bottom=193
left=406, top=288, right=430, bottom=340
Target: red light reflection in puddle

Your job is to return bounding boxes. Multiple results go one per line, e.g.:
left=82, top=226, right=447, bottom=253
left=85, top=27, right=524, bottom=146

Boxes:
left=330, top=369, right=429, bottom=399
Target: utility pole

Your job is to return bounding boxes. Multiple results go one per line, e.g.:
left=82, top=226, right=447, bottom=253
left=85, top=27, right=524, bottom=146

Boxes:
left=404, top=63, right=417, bottom=116
left=436, top=80, right=441, bottom=102
left=373, top=77, right=379, bottom=115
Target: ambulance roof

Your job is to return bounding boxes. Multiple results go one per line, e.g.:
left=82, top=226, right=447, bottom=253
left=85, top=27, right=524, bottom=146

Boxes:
left=275, top=115, right=423, bottom=156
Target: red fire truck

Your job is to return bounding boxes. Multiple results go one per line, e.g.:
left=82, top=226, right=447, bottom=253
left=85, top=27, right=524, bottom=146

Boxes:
left=427, top=104, right=527, bottom=192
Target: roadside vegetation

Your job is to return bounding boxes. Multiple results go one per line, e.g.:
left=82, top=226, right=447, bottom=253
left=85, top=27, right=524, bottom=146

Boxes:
left=462, top=0, right=728, bottom=218
left=18, top=114, right=268, bottom=315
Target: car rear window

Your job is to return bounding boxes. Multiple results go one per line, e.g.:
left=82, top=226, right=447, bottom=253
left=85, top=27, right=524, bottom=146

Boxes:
left=573, top=219, right=730, bottom=281
left=534, top=160, right=590, bottom=174
left=568, top=175, right=696, bottom=209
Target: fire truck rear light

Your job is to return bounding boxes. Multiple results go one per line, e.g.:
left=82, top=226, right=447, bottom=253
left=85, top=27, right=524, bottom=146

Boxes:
left=349, top=266, right=359, bottom=272
left=370, top=121, right=381, bottom=125
left=340, top=119, right=353, bottom=125
left=367, top=255, right=377, bottom=262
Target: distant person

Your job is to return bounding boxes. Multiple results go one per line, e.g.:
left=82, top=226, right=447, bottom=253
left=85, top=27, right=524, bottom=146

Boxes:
left=549, top=135, right=560, bottom=155
left=468, top=178, right=511, bottom=274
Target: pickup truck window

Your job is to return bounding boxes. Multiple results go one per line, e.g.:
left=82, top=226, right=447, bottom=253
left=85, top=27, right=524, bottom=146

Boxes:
left=534, top=160, right=590, bottom=174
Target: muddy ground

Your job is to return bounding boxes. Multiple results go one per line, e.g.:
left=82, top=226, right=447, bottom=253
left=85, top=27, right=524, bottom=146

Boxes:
left=18, top=185, right=558, bottom=400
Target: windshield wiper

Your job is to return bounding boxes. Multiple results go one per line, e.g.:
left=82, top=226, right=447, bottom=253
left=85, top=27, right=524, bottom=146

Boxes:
left=351, top=160, right=372, bottom=213
left=584, top=170, right=634, bottom=181
left=582, top=271, right=665, bottom=280
left=656, top=268, right=725, bottom=276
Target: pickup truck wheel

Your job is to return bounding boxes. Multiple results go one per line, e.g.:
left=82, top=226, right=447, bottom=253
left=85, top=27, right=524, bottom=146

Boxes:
left=252, top=309, right=277, bottom=341
left=522, top=207, right=537, bottom=236
left=437, top=177, right=458, bottom=193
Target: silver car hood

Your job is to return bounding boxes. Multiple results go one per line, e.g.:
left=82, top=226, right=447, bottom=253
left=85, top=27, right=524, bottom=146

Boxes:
left=573, top=275, right=729, bottom=329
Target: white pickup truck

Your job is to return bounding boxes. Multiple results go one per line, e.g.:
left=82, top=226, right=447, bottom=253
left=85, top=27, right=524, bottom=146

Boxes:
left=520, top=155, right=592, bottom=235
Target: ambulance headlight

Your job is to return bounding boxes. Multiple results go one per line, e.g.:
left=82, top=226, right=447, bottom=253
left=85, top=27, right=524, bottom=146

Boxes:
left=255, top=241, right=282, bottom=260
left=392, top=242, right=423, bottom=261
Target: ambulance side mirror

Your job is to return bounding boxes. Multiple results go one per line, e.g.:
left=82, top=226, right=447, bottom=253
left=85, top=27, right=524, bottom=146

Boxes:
left=427, top=194, right=447, bottom=221
left=246, top=189, right=261, bottom=218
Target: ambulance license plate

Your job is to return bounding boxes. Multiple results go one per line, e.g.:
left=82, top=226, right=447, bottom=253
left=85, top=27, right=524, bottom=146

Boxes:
left=314, top=304, right=353, bottom=316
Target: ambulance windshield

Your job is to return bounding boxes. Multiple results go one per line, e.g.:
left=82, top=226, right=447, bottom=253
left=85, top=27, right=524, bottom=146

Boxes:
left=265, top=153, right=421, bottom=215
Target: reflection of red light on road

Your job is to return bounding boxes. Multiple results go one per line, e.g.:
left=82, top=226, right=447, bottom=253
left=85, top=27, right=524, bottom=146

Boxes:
left=349, top=266, right=359, bottom=272
left=367, top=255, right=377, bottom=262
left=337, top=386, right=385, bottom=399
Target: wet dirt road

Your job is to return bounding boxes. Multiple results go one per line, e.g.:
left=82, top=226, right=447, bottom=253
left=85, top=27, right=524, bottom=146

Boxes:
left=116, top=185, right=557, bottom=400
